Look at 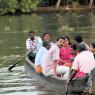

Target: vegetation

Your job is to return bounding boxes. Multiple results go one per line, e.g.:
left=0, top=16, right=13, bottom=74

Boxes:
left=20, top=0, right=41, bottom=13
left=0, top=0, right=94, bottom=15
left=59, top=25, right=74, bottom=33
left=0, top=0, right=18, bottom=14
left=0, top=0, right=42, bottom=15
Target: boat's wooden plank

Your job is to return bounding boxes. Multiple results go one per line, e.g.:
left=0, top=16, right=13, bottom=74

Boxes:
left=25, top=55, right=88, bottom=95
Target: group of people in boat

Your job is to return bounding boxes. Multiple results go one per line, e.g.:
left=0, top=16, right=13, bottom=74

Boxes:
left=26, top=30, right=95, bottom=93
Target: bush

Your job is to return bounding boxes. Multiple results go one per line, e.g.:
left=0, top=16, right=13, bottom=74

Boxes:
left=0, top=0, right=17, bottom=14
left=0, top=0, right=42, bottom=14
left=20, top=0, right=41, bottom=13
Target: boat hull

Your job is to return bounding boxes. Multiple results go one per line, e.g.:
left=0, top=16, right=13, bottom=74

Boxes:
left=25, top=55, right=88, bottom=95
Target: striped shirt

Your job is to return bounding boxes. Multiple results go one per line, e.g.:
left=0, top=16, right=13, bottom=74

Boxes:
left=26, top=36, right=42, bottom=53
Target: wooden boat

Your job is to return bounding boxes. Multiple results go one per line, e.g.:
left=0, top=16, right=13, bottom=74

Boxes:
left=25, top=55, right=88, bottom=95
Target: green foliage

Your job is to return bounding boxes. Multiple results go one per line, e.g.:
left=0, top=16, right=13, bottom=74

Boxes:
left=0, top=0, right=17, bottom=14
left=72, top=0, right=79, bottom=8
left=0, top=0, right=42, bottom=14
left=20, top=0, right=40, bottom=12
left=58, top=25, right=75, bottom=34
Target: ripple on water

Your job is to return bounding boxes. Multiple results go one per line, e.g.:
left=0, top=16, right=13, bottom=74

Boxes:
left=0, top=55, right=22, bottom=60
left=0, top=66, right=50, bottom=95
left=0, top=91, right=49, bottom=95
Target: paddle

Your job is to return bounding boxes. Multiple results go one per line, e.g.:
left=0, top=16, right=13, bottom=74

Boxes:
left=65, top=81, right=71, bottom=95
left=65, top=61, right=74, bottom=95
left=8, top=49, right=34, bottom=71
left=8, top=56, right=25, bottom=71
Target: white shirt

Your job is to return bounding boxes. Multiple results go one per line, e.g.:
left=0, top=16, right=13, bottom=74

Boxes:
left=72, top=51, right=95, bottom=73
left=35, top=46, right=48, bottom=67
left=26, top=36, right=42, bottom=52
left=81, top=42, right=89, bottom=50
left=43, top=44, right=60, bottom=74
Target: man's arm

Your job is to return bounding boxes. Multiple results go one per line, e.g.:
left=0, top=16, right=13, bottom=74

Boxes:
left=68, top=69, right=77, bottom=83
left=51, top=60, right=58, bottom=76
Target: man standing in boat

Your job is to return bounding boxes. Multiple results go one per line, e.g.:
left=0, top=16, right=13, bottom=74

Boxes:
left=42, top=36, right=70, bottom=80
left=26, top=31, right=42, bottom=63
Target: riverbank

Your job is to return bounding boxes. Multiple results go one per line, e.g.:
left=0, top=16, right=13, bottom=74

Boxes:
left=33, top=6, right=95, bottom=13
left=0, top=5, right=95, bottom=16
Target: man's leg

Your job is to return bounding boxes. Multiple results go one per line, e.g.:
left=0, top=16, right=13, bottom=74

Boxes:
left=56, top=66, right=70, bottom=80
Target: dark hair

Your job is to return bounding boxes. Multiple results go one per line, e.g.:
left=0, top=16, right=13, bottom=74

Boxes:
left=75, top=34, right=83, bottom=43
left=42, top=41, right=50, bottom=48
left=71, top=44, right=77, bottom=50
left=77, top=43, right=86, bottom=52
left=91, top=42, right=95, bottom=48
left=64, top=36, right=71, bottom=45
left=42, top=32, right=51, bottom=41
left=28, top=31, right=35, bottom=34
left=43, top=32, right=51, bottom=37
left=56, top=36, right=65, bottom=41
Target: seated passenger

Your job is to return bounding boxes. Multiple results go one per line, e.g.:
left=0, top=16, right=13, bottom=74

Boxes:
left=35, top=41, right=51, bottom=74
left=74, top=34, right=89, bottom=50
left=42, top=37, right=70, bottom=80
left=70, top=43, right=78, bottom=57
left=60, top=36, right=72, bottom=67
left=26, top=31, right=42, bottom=63
left=42, top=32, right=55, bottom=47
left=71, top=43, right=86, bottom=78
left=68, top=43, right=95, bottom=82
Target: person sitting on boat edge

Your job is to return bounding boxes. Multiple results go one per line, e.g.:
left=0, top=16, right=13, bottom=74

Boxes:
left=35, top=41, right=51, bottom=74
left=26, top=31, right=42, bottom=63
left=68, top=43, right=95, bottom=92
left=90, top=42, right=95, bottom=58
left=42, top=32, right=55, bottom=47
left=42, top=36, right=70, bottom=80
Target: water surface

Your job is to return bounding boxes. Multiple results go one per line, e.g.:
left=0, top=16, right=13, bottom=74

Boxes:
left=0, top=11, right=95, bottom=95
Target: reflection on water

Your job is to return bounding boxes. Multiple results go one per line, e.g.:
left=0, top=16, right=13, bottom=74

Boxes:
left=0, top=66, right=50, bottom=95
left=0, top=11, right=95, bottom=95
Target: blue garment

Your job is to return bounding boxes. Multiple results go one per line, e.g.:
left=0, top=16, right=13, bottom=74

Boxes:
left=35, top=46, right=48, bottom=67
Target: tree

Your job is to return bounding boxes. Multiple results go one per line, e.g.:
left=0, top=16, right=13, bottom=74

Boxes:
left=20, top=0, right=40, bottom=13
left=89, top=0, right=94, bottom=8
left=55, top=0, right=61, bottom=10
left=0, top=0, right=17, bottom=14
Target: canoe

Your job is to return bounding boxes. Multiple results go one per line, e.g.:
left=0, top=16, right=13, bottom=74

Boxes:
left=25, top=55, right=88, bottom=95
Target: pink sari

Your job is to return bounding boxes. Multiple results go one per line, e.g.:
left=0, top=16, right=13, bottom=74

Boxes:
left=75, top=69, right=86, bottom=78
left=60, top=46, right=72, bottom=63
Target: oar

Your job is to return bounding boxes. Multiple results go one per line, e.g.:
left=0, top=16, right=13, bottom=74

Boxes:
left=65, top=82, right=70, bottom=95
left=8, top=56, right=25, bottom=71
left=8, top=49, right=34, bottom=71
left=65, top=61, right=73, bottom=95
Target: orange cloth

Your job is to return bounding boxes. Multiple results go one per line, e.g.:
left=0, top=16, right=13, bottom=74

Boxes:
left=35, top=66, right=42, bottom=73
left=58, top=62, right=71, bottom=67
left=64, top=62, right=71, bottom=67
